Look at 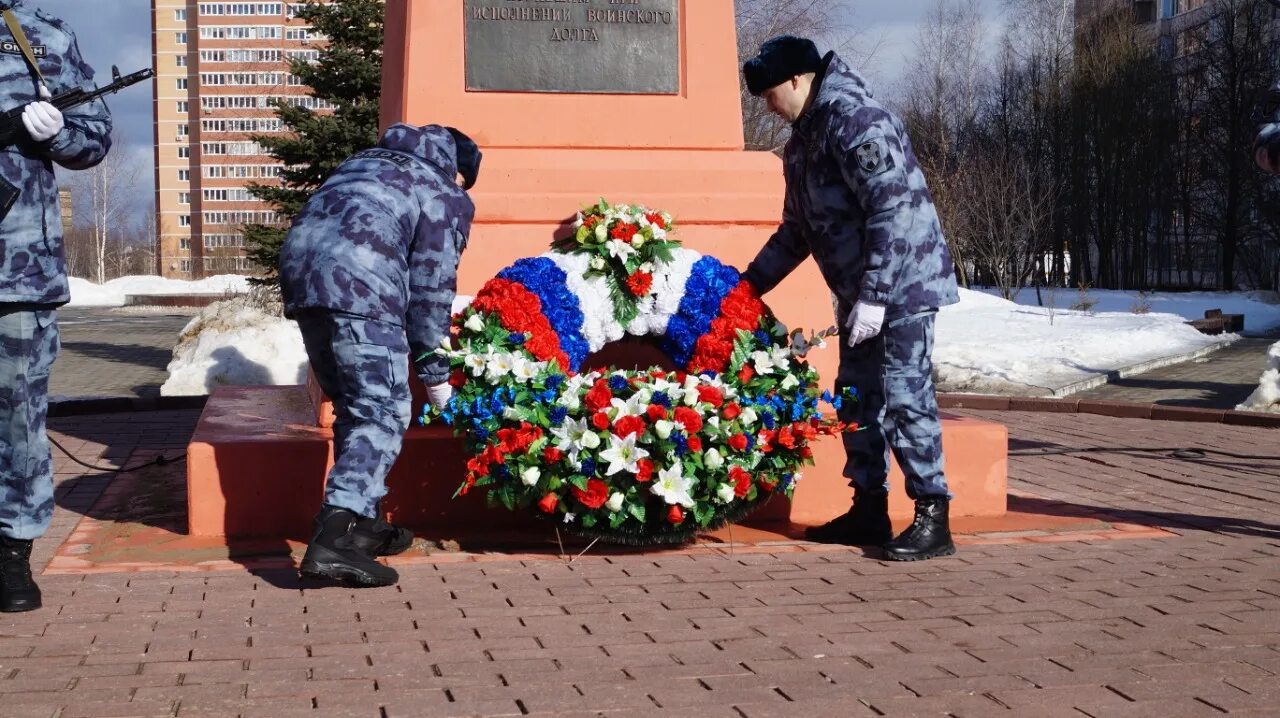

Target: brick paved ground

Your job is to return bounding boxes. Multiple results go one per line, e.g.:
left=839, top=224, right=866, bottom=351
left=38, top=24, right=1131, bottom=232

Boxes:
left=1075, top=334, right=1279, bottom=410
left=0, top=408, right=1275, bottom=717
left=50, top=309, right=195, bottom=400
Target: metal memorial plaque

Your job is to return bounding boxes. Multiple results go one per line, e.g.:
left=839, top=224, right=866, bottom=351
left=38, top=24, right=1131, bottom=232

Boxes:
left=464, top=0, right=680, bottom=94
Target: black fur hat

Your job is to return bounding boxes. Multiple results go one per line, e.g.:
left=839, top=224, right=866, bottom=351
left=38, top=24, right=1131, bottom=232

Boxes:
left=743, top=35, right=824, bottom=96
left=445, top=126, right=482, bottom=190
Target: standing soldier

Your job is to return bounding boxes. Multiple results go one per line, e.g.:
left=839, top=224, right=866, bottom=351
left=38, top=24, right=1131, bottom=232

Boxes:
left=280, top=123, right=480, bottom=587
left=0, top=0, right=112, bottom=612
left=1255, top=79, right=1279, bottom=174
left=741, top=36, right=959, bottom=561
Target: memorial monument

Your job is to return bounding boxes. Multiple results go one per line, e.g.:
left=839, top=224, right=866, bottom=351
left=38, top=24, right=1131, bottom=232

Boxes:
left=185, top=0, right=1008, bottom=540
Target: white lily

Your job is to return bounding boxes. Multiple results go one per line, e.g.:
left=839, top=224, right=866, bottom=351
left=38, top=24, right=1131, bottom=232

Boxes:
left=464, top=352, right=488, bottom=377
left=751, top=350, right=777, bottom=375
left=598, top=433, right=649, bottom=476
left=510, top=356, right=539, bottom=383
left=605, top=239, right=638, bottom=261
left=651, top=465, right=695, bottom=507
left=464, top=313, right=485, bottom=332
left=486, top=352, right=515, bottom=379
left=551, top=417, right=591, bottom=462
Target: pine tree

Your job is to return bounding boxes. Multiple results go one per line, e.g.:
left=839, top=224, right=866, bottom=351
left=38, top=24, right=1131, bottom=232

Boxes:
left=244, top=0, right=384, bottom=285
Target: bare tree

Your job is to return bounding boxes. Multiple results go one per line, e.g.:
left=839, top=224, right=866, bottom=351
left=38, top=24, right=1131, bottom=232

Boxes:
left=68, top=134, right=146, bottom=283
left=734, top=0, right=876, bottom=151
left=900, top=0, right=989, bottom=287
left=958, top=149, right=1056, bottom=299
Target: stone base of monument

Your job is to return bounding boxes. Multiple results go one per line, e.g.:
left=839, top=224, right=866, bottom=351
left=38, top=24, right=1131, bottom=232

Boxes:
left=185, top=379, right=1007, bottom=540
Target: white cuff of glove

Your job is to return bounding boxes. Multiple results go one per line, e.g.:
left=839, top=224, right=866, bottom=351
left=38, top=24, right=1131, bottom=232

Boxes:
left=426, top=382, right=453, bottom=411
left=845, top=300, right=887, bottom=347
left=22, top=101, right=64, bottom=143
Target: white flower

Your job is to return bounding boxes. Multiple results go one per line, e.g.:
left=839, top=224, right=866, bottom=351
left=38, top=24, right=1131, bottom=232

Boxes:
left=590, top=256, right=606, bottom=270
left=606, top=492, right=625, bottom=513
left=651, top=225, right=667, bottom=240
left=639, top=262, right=654, bottom=273
left=707, top=416, right=720, bottom=430
left=780, top=374, right=800, bottom=390
left=573, top=212, right=585, bottom=229
left=654, top=419, right=674, bottom=439
left=632, top=235, right=646, bottom=248
left=486, top=352, right=515, bottom=379
left=580, top=430, right=602, bottom=450
left=464, top=352, right=488, bottom=377
left=651, top=465, right=695, bottom=507
left=564, top=512, right=577, bottom=524
left=751, top=350, right=778, bottom=375
left=464, top=313, right=485, bottom=332
left=791, top=471, right=804, bottom=485
left=510, top=356, right=539, bottom=383
left=739, top=407, right=758, bottom=426
left=605, top=239, right=638, bottom=261
left=598, top=433, right=649, bottom=476
left=593, top=223, right=607, bottom=242
left=716, top=483, right=736, bottom=504
left=520, top=467, right=541, bottom=486
left=610, top=393, right=646, bottom=418
left=551, top=417, right=593, bottom=461
left=704, top=448, right=724, bottom=470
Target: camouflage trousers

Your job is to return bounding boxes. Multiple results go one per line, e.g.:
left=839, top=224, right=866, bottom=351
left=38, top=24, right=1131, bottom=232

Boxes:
left=295, top=310, right=411, bottom=518
left=0, top=307, right=59, bottom=540
left=836, top=308, right=950, bottom=500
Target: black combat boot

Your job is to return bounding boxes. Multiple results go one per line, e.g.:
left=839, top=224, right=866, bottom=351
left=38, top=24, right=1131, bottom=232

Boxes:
left=804, top=491, right=893, bottom=546
left=352, top=514, right=414, bottom=557
left=883, top=497, right=956, bottom=561
left=0, top=535, right=41, bottom=612
left=300, top=505, right=399, bottom=587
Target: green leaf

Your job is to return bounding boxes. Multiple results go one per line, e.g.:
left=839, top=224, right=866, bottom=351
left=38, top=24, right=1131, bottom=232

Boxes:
left=607, top=274, right=640, bottom=326
left=628, top=503, right=646, bottom=524
left=581, top=514, right=597, bottom=528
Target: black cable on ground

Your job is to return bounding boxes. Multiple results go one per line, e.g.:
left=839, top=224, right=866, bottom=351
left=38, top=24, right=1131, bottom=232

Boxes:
left=47, top=434, right=184, bottom=474
left=1008, top=446, right=1280, bottom=461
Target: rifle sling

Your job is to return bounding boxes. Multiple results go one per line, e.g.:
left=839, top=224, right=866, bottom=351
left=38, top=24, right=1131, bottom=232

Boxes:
left=2, top=9, right=45, bottom=88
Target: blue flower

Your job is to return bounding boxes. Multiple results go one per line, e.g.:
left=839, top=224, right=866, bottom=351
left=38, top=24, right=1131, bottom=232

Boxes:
left=580, top=458, right=597, bottom=475
left=608, top=375, right=628, bottom=392
left=754, top=329, right=771, bottom=345
left=508, top=332, right=526, bottom=345
left=494, top=464, right=511, bottom=479
left=651, top=391, right=671, bottom=407
left=549, top=406, right=568, bottom=424
left=474, top=427, right=490, bottom=441
left=672, top=434, right=689, bottom=456
left=546, top=375, right=564, bottom=391
left=762, top=412, right=777, bottom=429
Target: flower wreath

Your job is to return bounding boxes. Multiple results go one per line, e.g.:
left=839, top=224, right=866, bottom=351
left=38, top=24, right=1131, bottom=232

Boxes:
left=430, top=200, right=852, bottom=545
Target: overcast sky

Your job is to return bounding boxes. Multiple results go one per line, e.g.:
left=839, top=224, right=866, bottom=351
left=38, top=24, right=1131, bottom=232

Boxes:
left=27, top=0, right=1005, bottom=224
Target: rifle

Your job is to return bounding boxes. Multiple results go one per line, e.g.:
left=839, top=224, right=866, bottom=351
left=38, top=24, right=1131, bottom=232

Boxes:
left=0, top=65, right=153, bottom=146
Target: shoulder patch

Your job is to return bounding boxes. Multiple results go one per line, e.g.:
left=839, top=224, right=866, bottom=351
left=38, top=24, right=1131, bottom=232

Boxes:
left=350, top=148, right=415, bottom=169
left=855, top=141, right=882, bottom=173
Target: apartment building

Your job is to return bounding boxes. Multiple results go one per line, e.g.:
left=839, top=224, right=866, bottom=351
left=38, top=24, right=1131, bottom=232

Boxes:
left=152, top=1, right=328, bottom=278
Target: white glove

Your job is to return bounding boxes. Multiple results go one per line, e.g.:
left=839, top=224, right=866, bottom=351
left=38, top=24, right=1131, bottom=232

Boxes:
left=426, top=382, right=453, bottom=411
left=22, top=100, right=63, bottom=143
left=845, top=301, right=886, bottom=347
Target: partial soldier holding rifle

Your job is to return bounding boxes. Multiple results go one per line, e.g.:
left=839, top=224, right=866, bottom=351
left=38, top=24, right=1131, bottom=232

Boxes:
left=0, top=0, right=148, bottom=614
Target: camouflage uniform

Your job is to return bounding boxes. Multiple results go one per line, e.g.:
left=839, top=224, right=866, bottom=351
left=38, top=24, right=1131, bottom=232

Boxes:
left=1255, top=80, right=1280, bottom=174
left=743, top=52, right=958, bottom=499
left=0, top=0, right=112, bottom=540
left=280, top=124, right=474, bottom=518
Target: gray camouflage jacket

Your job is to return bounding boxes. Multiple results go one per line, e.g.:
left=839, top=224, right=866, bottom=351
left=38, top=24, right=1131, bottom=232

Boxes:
left=1256, top=80, right=1280, bottom=174
left=744, top=52, right=958, bottom=320
left=280, top=123, right=475, bottom=384
left=0, top=0, right=113, bottom=305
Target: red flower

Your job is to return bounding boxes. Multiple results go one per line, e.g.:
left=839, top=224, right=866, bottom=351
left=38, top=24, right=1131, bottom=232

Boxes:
left=610, top=222, right=639, bottom=242
left=646, top=404, right=667, bottom=422
left=730, top=466, right=752, bottom=498
left=613, top=415, right=645, bottom=438
left=759, top=476, right=778, bottom=492
left=721, top=403, right=741, bottom=420
left=645, top=211, right=667, bottom=229
left=543, top=446, right=564, bottom=464
left=667, top=505, right=684, bottom=524
left=728, top=433, right=749, bottom=452
left=673, top=407, right=702, bottom=434
left=697, top=385, right=724, bottom=407
left=538, top=493, right=559, bottom=513
left=572, top=479, right=609, bottom=509
left=626, top=271, right=653, bottom=297
left=737, top=365, right=755, bottom=383
left=776, top=427, right=797, bottom=449
left=584, top=379, right=613, bottom=412
left=686, top=435, right=703, bottom=452
left=635, top=459, right=654, bottom=483
left=448, top=368, right=466, bottom=388
left=592, top=412, right=611, bottom=430
left=801, top=446, right=814, bottom=459
left=583, top=215, right=600, bottom=229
